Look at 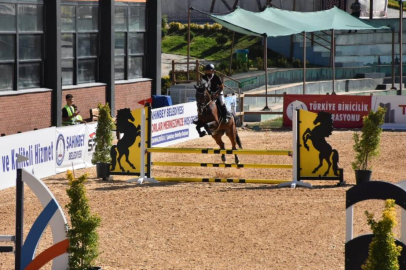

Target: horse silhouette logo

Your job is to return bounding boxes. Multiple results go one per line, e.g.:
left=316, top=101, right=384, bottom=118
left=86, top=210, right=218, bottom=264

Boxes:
left=302, top=111, right=340, bottom=176
left=110, top=108, right=141, bottom=172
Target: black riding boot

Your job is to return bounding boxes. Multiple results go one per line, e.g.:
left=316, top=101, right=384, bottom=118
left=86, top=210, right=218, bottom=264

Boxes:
left=220, top=104, right=229, bottom=123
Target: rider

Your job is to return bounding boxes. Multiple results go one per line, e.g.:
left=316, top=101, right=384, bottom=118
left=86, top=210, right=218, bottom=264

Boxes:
left=201, top=63, right=229, bottom=123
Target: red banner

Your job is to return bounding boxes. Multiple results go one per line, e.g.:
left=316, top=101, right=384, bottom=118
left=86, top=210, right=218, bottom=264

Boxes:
left=283, top=94, right=372, bottom=128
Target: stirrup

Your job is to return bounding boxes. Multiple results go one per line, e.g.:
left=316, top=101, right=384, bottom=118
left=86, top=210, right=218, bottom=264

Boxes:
left=223, top=117, right=229, bottom=124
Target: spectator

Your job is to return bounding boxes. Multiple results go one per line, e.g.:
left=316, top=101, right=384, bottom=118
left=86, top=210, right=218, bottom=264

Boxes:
left=62, top=94, right=79, bottom=126
left=350, top=0, right=361, bottom=18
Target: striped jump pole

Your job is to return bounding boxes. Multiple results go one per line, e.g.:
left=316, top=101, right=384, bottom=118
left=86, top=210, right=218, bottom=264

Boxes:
left=147, top=147, right=292, bottom=156
left=152, top=162, right=292, bottom=169
left=155, top=177, right=290, bottom=184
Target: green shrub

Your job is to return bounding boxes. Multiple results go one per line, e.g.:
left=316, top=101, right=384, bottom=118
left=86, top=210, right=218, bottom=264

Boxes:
left=161, top=27, right=168, bottom=38
left=362, top=199, right=402, bottom=270
left=212, top=23, right=223, bottom=30
left=292, top=58, right=302, bottom=68
left=203, top=23, right=211, bottom=30
left=169, top=22, right=185, bottom=32
left=162, top=14, right=168, bottom=29
left=276, top=58, right=290, bottom=68
left=91, top=103, right=115, bottom=165
left=352, top=107, right=386, bottom=171
left=256, top=57, right=264, bottom=70
left=190, top=23, right=202, bottom=31
left=66, top=171, right=101, bottom=270
left=161, top=75, right=171, bottom=95
left=215, top=35, right=228, bottom=44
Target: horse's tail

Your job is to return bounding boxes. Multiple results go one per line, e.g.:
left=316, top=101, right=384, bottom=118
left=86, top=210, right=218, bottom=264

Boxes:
left=332, top=149, right=339, bottom=175
left=110, top=145, right=118, bottom=170
left=232, top=114, right=243, bottom=149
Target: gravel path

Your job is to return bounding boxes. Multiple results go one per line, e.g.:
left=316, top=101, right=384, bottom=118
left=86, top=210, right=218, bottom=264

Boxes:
left=1, top=129, right=406, bottom=269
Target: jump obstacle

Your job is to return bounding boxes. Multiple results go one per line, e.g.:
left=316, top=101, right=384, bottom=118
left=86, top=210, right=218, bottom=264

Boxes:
left=110, top=106, right=345, bottom=188
left=0, top=157, right=69, bottom=270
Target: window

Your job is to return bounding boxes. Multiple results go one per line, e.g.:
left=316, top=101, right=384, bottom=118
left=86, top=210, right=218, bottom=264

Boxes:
left=114, top=3, right=146, bottom=80
left=61, top=3, right=99, bottom=86
left=0, top=1, right=44, bottom=90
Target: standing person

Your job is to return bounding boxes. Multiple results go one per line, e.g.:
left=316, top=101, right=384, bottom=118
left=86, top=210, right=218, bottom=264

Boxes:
left=350, top=0, right=361, bottom=18
left=62, top=94, right=79, bottom=126
left=200, top=64, right=229, bottom=123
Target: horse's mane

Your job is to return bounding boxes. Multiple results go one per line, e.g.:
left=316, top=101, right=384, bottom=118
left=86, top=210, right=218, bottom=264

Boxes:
left=314, top=111, right=333, bottom=136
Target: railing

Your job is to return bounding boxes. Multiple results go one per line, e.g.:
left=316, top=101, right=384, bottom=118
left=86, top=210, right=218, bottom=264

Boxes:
left=171, top=60, right=288, bottom=125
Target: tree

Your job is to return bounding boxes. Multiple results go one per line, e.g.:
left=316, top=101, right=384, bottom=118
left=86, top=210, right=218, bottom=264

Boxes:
left=362, top=199, right=402, bottom=270
left=91, top=103, right=115, bottom=165
left=66, top=171, right=101, bottom=270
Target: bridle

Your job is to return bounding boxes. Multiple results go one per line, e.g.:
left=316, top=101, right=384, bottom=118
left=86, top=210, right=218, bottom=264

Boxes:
left=196, top=85, right=214, bottom=115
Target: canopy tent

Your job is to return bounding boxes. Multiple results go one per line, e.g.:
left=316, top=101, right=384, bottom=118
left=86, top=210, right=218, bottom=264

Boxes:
left=188, top=6, right=392, bottom=109
left=193, top=6, right=390, bottom=37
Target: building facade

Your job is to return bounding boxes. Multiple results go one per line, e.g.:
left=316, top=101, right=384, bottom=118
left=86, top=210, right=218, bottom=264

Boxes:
left=0, top=0, right=161, bottom=135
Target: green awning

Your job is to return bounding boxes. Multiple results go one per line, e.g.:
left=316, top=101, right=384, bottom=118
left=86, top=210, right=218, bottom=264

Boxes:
left=192, top=6, right=390, bottom=37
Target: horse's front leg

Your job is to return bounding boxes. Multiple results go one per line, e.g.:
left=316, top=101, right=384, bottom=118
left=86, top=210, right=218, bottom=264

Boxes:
left=302, top=130, right=311, bottom=151
left=195, top=123, right=207, bottom=137
left=203, top=123, right=212, bottom=135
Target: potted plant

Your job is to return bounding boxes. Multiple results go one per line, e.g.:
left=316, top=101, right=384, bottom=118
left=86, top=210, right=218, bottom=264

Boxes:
left=66, top=171, right=102, bottom=270
left=352, top=107, right=386, bottom=184
left=362, top=199, right=402, bottom=270
left=91, top=103, right=115, bottom=180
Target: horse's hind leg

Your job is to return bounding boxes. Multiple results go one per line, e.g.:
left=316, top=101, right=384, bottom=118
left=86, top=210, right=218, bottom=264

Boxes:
left=213, top=131, right=226, bottom=162
left=125, top=152, right=136, bottom=170
left=117, top=152, right=125, bottom=172
left=225, top=121, right=240, bottom=164
left=312, top=153, right=324, bottom=174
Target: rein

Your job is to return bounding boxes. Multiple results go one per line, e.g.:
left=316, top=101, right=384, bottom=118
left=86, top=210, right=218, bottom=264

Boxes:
left=196, top=88, right=214, bottom=113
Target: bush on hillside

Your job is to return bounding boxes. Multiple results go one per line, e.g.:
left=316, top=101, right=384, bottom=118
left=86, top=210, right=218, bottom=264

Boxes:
left=169, top=22, right=185, bottom=32
left=215, top=35, right=229, bottom=44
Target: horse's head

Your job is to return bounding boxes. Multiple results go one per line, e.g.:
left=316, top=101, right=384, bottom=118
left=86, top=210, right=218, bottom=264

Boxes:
left=194, top=81, right=211, bottom=105
left=116, top=108, right=135, bottom=130
left=313, top=111, right=333, bottom=133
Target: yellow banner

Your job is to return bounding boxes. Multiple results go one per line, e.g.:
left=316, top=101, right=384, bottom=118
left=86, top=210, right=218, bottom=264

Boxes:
left=299, top=109, right=340, bottom=178
left=110, top=107, right=148, bottom=175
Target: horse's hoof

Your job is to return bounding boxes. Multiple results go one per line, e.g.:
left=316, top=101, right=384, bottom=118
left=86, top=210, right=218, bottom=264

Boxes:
left=199, top=132, right=206, bottom=137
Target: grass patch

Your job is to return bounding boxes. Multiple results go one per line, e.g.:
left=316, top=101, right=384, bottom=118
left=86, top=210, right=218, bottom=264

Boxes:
left=162, top=31, right=261, bottom=61
left=245, top=117, right=284, bottom=130
left=388, top=0, right=406, bottom=10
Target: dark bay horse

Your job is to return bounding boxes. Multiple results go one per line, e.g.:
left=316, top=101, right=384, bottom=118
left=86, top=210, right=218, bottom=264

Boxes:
left=193, top=83, right=242, bottom=164
left=111, top=108, right=141, bottom=172
left=302, top=111, right=340, bottom=176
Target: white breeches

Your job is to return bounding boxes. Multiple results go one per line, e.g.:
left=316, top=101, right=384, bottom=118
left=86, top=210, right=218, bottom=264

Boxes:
left=217, top=92, right=225, bottom=106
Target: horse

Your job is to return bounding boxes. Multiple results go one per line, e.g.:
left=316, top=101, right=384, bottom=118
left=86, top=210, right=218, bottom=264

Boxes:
left=110, top=108, right=141, bottom=172
left=302, top=111, right=340, bottom=176
left=193, top=83, right=242, bottom=164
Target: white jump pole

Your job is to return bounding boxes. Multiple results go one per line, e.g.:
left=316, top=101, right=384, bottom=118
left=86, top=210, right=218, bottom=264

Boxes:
left=127, top=107, right=158, bottom=184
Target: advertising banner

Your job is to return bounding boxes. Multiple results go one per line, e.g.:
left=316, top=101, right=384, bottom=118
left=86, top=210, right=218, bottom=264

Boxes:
left=110, top=107, right=149, bottom=175
left=85, top=122, right=97, bottom=167
left=151, top=102, right=199, bottom=147
left=0, top=127, right=56, bottom=190
left=55, top=125, right=87, bottom=173
left=372, top=96, right=406, bottom=130
left=283, top=94, right=372, bottom=128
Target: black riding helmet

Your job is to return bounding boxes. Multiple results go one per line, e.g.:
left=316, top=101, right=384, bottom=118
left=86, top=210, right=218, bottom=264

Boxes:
left=205, top=64, right=215, bottom=71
